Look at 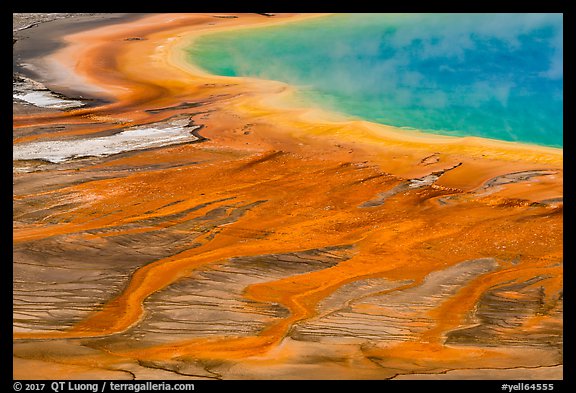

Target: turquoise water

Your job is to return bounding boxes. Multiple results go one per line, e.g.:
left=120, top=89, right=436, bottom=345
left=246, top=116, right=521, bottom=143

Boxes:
left=188, top=14, right=563, bottom=147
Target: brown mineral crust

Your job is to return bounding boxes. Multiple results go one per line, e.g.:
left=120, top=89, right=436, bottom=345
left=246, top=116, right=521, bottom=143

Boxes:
left=13, top=13, right=562, bottom=380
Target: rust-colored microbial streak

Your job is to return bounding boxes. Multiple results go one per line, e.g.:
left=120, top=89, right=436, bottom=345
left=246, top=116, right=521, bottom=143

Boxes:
left=13, top=14, right=562, bottom=379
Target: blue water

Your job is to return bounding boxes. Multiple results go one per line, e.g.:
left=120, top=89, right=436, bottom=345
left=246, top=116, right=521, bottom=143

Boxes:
left=188, top=13, right=563, bottom=147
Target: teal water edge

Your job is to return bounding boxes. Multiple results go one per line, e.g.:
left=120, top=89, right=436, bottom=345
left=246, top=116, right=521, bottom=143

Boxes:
left=187, top=14, right=563, bottom=148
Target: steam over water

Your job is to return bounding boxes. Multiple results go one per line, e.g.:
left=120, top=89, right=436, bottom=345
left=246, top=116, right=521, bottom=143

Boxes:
left=189, top=13, right=563, bottom=147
